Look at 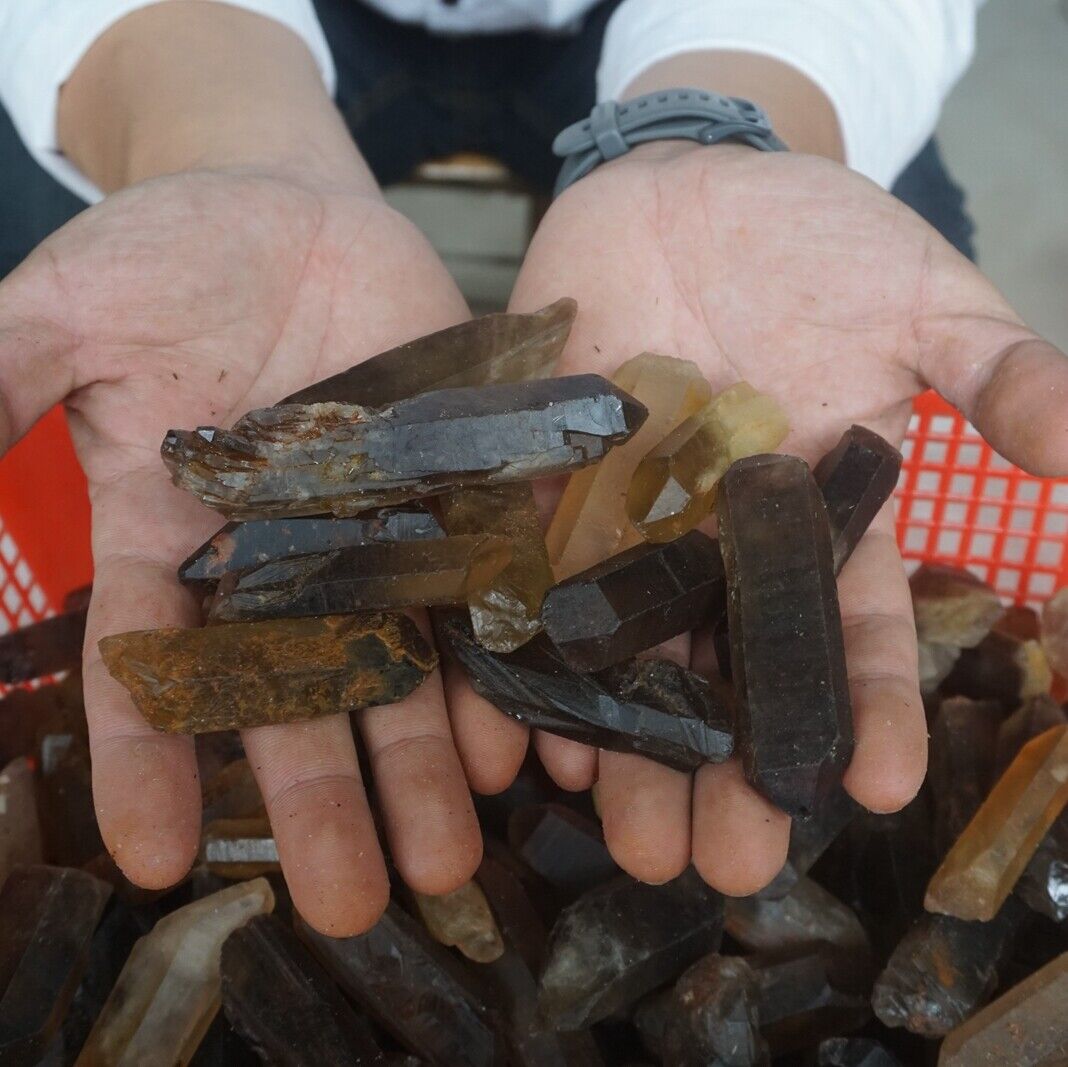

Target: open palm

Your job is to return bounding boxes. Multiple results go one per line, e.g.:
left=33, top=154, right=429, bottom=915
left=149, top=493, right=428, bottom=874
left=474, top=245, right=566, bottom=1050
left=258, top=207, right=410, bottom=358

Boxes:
left=472, top=143, right=1068, bottom=894
left=0, top=169, right=494, bottom=934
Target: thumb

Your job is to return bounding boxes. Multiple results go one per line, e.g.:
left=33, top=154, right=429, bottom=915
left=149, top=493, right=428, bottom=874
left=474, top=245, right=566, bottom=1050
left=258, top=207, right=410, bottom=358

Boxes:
left=913, top=244, right=1068, bottom=476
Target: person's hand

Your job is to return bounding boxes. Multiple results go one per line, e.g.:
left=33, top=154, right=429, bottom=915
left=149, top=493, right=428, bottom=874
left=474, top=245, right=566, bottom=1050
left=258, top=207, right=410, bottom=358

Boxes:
left=0, top=166, right=498, bottom=934
left=466, top=141, right=1068, bottom=894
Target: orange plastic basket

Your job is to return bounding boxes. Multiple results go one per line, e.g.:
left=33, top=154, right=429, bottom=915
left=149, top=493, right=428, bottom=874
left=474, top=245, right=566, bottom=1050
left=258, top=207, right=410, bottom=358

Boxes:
left=0, top=394, right=1065, bottom=632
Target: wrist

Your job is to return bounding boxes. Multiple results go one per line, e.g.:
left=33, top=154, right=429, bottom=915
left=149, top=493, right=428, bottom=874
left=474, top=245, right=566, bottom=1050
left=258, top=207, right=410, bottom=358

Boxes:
left=58, top=3, right=374, bottom=197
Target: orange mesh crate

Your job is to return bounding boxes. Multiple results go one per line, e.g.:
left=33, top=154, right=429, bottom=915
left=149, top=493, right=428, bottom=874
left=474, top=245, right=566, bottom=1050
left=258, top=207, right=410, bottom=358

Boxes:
left=0, top=394, right=1065, bottom=631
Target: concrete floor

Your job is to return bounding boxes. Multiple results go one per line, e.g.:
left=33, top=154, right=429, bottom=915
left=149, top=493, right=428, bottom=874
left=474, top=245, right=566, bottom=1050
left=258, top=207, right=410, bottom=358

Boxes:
left=937, top=0, right=1068, bottom=351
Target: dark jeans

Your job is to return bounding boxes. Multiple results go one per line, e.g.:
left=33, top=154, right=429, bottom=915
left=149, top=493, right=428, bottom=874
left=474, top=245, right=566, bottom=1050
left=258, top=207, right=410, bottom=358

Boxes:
left=0, top=0, right=975, bottom=280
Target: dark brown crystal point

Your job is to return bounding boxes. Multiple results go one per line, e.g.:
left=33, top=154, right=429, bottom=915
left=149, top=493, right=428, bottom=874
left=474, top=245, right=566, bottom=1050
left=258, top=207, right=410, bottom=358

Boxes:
left=538, top=869, right=724, bottom=1030
left=162, top=375, right=647, bottom=519
left=207, top=536, right=512, bottom=621
left=296, top=902, right=507, bottom=1067
left=813, top=425, right=902, bottom=574
left=179, top=507, right=445, bottom=585
left=818, top=1038, right=902, bottom=1067
left=718, top=454, right=854, bottom=818
left=439, top=614, right=733, bottom=771
left=0, top=608, right=86, bottom=684
left=100, top=613, right=436, bottom=733
left=0, top=865, right=111, bottom=1064
left=508, top=804, right=618, bottom=898
left=540, top=530, right=726, bottom=672
left=221, top=914, right=387, bottom=1066
left=284, top=299, right=576, bottom=406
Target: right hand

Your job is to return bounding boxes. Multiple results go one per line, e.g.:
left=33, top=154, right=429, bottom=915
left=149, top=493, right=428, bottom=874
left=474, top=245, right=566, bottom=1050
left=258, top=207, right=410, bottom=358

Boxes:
left=0, top=166, right=507, bottom=934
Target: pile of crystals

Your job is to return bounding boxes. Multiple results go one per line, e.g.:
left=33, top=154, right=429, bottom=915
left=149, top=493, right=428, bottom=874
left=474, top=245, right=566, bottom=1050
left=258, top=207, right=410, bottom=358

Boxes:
left=0, top=300, right=1065, bottom=1064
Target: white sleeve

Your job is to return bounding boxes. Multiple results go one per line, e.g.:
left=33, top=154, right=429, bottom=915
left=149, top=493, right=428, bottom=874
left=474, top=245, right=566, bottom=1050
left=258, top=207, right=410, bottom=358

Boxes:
left=597, top=0, right=981, bottom=188
left=0, top=0, right=336, bottom=203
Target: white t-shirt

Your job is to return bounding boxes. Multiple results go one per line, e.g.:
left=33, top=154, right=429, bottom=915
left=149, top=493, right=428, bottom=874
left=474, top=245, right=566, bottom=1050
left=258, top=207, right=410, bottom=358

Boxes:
left=0, top=0, right=980, bottom=202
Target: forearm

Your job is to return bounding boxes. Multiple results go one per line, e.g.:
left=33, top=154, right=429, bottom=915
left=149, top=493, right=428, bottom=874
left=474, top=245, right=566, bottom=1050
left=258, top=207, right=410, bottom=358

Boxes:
left=622, top=52, right=843, bottom=162
left=57, top=2, right=373, bottom=195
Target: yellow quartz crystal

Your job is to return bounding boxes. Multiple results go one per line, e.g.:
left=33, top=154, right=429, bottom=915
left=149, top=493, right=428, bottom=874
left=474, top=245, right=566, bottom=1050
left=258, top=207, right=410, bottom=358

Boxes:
left=627, top=382, right=789, bottom=542
left=925, top=725, right=1068, bottom=922
left=546, top=353, right=711, bottom=578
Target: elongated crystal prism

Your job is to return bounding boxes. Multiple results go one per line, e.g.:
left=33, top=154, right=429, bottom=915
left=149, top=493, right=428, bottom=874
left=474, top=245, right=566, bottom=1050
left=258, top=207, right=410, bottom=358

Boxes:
left=546, top=354, right=711, bottom=579
left=76, top=878, right=274, bottom=1067
left=813, top=425, right=902, bottom=574
left=925, top=725, right=1068, bottom=921
left=718, top=454, right=853, bottom=817
left=538, top=870, right=723, bottom=1029
left=0, top=757, right=42, bottom=885
left=297, top=902, right=507, bottom=1067
left=540, top=530, right=726, bottom=672
left=507, top=804, right=618, bottom=898
left=0, top=607, right=86, bottom=684
left=100, top=613, right=436, bottom=733
left=207, top=536, right=512, bottom=621
left=162, top=376, right=647, bottom=519
left=284, top=299, right=576, bottom=406
left=202, top=818, right=279, bottom=879
left=179, top=508, right=445, bottom=585
left=0, top=865, right=110, bottom=1065
left=627, top=381, right=788, bottom=543
left=221, top=914, right=386, bottom=1066
left=440, top=614, right=732, bottom=771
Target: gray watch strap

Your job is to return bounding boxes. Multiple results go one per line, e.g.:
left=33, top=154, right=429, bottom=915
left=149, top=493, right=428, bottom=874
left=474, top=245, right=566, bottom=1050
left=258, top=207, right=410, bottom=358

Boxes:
left=552, top=88, right=788, bottom=197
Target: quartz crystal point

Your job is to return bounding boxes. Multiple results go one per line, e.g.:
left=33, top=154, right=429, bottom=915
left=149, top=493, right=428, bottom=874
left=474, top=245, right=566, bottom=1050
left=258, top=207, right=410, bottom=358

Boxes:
left=938, top=949, right=1068, bottom=1066
left=296, top=902, right=507, bottom=1067
left=507, top=804, right=618, bottom=898
left=38, top=734, right=104, bottom=868
left=540, top=530, right=727, bottom=672
left=626, top=381, right=789, bottom=543
left=872, top=897, right=1026, bottom=1038
left=0, top=758, right=42, bottom=885
left=76, top=878, right=273, bottom=1067
left=179, top=508, right=445, bottom=586
left=1017, top=809, right=1068, bottom=922
left=0, top=607, right=87, bottom=684
left=100, top=613, right=436, bottom=733
left=718, top=454, right=854, bottom=818
left=284, top=299, right=576, bottom=406
left=207, top=536, right=512, bottom=621
left=925, top=724, right=1068, bottom=921
left=220, top=914, right=386, bottom=1066
left=0, top=865, right=110, bottom=1065
left=928, top=697, right=1001, bottom=856
left=439, top=614, right=732, bottom=770
left=813, top=425, right=902, bottom=574
left=759, top=786, right=859, bottom=899
left=202, top=818, right=279, bottom=878
left=752, top=949, right=870, bottom=1056
left=817, top=1037, right=901, bottom=1067
left=910, top=565, right=1004, bottom=649
left=546, top=353, right=711, bottom=579
left=440, top=484, right=552, bottom=652
left=1040, top=585, right=1068, bottom=677
left=724, top=877, right=871, bottom=984
left=647, top=954, right=767, bottom=1067
left=162, top=375, right=647, bottom=520
left=413, top=881, right=506, bottom=964
left=538, top=869, right=724, bottom=1029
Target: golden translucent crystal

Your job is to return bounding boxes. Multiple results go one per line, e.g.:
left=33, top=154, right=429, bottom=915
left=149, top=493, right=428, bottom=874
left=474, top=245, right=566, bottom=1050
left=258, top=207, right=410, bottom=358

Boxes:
left=412, top=880, right=505, bottom=964
left=925, top=725, right=1068, bottom=921
left=627, top=382, right=788, bottom=542
left=546, top=353, right=711, bottom=578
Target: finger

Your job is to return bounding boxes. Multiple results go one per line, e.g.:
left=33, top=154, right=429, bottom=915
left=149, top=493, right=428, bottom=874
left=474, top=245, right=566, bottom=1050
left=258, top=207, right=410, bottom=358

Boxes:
left=596, top=635, right=693, bottom=883
left=914, top=249, right=1068, bottom=475
left=838, top=506, right=927, bottom=812
left=692, top=758, right=790, bottom=896
left=441, top=658, right=529, bottom=795
left=358, top=617, right=482, bottom=895
left=84, top=554, right=202, bottom=890
left=533, top=732, right=599, bottom=792
left=243, top=714, right=388, bottom=936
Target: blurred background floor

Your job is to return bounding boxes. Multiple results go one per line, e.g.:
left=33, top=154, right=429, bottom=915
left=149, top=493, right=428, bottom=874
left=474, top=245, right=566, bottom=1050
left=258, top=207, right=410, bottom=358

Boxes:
left=388, top=0, right=1068, bottom=341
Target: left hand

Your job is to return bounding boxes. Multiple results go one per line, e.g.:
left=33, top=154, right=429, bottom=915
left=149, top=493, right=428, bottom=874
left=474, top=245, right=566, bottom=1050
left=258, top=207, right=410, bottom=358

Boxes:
left=444, top=141, right=1068, bottom=895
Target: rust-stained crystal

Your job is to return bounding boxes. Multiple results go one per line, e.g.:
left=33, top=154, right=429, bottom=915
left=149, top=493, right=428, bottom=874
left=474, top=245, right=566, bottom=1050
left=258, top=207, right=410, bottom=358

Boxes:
left=100, top=614, right=436, bottom=733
